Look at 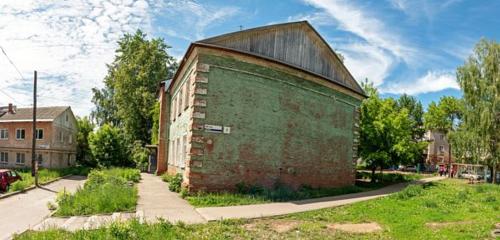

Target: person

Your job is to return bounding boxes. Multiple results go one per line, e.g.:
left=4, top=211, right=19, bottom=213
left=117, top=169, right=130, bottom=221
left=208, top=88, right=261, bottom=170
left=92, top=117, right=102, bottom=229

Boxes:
left=439, top=166, right=444, bottom=176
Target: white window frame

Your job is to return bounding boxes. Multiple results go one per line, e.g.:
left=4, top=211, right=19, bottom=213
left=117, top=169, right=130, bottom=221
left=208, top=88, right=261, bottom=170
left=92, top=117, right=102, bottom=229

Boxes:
left=172, top=97, right=177, bottom=121
left=36, top=128, right=44, bottom=140
left=16, top=152, right=25, bottom=164
left=184, top=81, right=190, bottom=110
left=0, top=152, right=8, bottom=163
left=178, top=86, right=184, bottom=116
left=16, top=128, right=25, bottom=140
left=0, top=129, right=8, bottom=140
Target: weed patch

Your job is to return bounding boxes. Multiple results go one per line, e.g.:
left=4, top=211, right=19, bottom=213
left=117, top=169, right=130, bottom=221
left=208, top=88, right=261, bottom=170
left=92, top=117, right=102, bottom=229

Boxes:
left=54, top=168, right=139, bottom=216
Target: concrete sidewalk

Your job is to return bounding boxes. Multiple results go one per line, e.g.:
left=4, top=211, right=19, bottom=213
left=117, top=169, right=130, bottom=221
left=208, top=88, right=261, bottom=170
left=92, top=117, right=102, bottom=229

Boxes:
left=0, top=175, right=86, bottom=240
left=137, top=173, right=206, bottom=224
left=196, top=176, right=445, bottom=221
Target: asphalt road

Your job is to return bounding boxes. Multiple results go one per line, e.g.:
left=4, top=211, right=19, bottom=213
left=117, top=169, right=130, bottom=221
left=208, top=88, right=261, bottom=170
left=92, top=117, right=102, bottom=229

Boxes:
left=0, top=176, right=85, bottom=240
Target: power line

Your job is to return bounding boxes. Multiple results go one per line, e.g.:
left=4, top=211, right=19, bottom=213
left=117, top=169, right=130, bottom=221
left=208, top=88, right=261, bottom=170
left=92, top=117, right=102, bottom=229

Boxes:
left=0, top=88, right=21, bottom=105
left=0, top=45, right=27, bottom=81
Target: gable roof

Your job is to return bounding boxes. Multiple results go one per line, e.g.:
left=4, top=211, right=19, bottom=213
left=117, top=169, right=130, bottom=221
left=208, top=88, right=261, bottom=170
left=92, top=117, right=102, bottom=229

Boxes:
left=0, top=106, right=70, bottom=122
left=194, top=21, right=364, bottom=96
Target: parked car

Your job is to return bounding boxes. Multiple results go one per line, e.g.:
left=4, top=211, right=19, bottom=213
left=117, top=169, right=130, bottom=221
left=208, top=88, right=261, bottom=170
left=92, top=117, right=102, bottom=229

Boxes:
left=0, top=169, right=22, bottom=192
left=461, top=171, right=483, bottom=180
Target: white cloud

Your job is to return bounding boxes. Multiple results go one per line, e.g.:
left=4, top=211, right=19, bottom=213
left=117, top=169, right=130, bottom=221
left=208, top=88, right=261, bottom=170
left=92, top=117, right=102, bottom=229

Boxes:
left=0, top=0, right=162, bottom=116
left=294, top=0, right=420, bottom=86
left=338, top=43, right=395, bottom=87
left=381, top=71, right=460, bottom=95
left=388, top=0, right=463, bottom=21
left=0, top=0, right=240, bottom=116
left=160, top=0, right=239, bottom=41
left=302, top=0, right=416, bottom=62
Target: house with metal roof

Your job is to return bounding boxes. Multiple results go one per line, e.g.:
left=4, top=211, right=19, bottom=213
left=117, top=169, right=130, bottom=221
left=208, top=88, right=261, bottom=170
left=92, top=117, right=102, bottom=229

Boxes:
left=156, top=21, right=365, bottom=191
left=0, top=106, right=77, bottom=169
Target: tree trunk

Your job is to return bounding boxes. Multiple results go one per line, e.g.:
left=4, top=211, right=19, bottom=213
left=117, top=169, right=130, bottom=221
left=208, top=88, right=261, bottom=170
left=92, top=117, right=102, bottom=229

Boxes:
left=492, top=163, right=497, bottom=184
left=371, top=167, right=376, bottom=183
left=448, top=143, right=452, bottom=178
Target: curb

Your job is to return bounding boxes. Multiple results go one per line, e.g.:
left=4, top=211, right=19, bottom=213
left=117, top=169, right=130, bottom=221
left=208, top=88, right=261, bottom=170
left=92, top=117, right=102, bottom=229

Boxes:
left=0, top=174, right=73, bottom=200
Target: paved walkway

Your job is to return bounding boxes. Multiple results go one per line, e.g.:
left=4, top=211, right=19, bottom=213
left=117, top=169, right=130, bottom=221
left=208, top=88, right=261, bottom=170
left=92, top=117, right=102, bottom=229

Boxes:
left=0, top=176, right=86, bottom=240
left=196, top=176, right=445, bottom=221
left=29, top=175, right=445, bottom=235
left=137, top=173, right=206, bottom=224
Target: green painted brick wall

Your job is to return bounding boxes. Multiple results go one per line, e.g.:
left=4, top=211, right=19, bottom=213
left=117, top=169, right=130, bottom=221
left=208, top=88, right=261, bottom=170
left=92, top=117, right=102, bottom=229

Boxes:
left=188, top=53, right=361, bottom=191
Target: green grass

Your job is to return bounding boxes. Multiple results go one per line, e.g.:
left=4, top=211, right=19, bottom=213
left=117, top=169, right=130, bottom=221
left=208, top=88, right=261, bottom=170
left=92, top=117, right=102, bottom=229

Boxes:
left=15, top=180, right=500, bottom=240
left=53, top=168, right=140, bottom=216
left=8, top=167, right=90, bottom=193
left=186, top=172, right=423, bottom=207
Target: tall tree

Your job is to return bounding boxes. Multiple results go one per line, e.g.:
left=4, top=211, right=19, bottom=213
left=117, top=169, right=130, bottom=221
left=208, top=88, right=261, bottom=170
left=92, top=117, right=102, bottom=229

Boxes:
left=424, top=96, right=463, bottom=175
left=456, top=38, right=499, bottom=183
left=76, top=116, right=95, bottom=167
left=91, top=30, right=177, bottom=144
left=359, top=81, right=419, bottom=180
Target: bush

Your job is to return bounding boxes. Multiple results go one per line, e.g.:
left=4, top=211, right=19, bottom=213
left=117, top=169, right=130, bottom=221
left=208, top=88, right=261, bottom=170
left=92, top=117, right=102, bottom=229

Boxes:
left=54, top=168, right=139, bottom=216
left=131, top=141, right=150, bottom=171
left=89, top=124, right=130, bottom=167
left=395, top=185, right=424, bottom=200
left=168, top=174, right=183, bottom=193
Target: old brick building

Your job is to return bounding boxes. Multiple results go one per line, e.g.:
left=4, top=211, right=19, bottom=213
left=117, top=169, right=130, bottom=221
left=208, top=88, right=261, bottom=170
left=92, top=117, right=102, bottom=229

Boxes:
left=424, top=130, right=454, bottom=170
left=157, top=21, right=365, bottom=191
left=0, top=106, right=77, bottom=169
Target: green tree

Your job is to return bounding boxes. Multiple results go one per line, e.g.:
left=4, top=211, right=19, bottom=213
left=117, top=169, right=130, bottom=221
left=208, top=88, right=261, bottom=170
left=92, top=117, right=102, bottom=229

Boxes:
left=359, top=81, right=419, bottom=180
left=91, top=30, right=177, bottom=145
left=424, top=96, right=463, bottom=175
left=150, top=101, right=160, bottom=145
left=131, top=141, right=150, bottom=171
left=89, top=124, right=129, bottom=167
left=456, top=39, right=499, bottom=183
left=76, top=116, right=95, bottom=167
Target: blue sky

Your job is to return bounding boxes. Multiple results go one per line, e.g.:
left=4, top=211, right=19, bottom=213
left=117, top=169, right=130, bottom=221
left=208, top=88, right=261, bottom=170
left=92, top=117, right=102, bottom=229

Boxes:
left=1, top=0, right=499, bottom=115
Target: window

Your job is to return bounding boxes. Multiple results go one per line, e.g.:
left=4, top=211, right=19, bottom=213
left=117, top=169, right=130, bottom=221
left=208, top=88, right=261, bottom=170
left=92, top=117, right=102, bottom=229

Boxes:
left=59, top=131, right=64, bottom=143
left=172, top=97, right=177, bottom=121
left=440, top=134, right=444, bottom=140
left=0, top=152, right=8, bottom=163
left=178, top=87, right=183, bottom=116
left=0, top=129, right=8, bottom=139
left=439, top=145, right=445, bottom=153
left=181, top=135, right=187, bottom=168
left=36, top=128, right=44, bottom=140
left=184, top=83, right=190, bottom=110
left=69, top=135, right=73, bottom=144
left=66, top=114, right=68, bottom=122
left=168, top=140, right=173, bottom=165
left=16, top=129, right=25, bottom=140
left=176, top=138, right=181, bottom=167
left=16, top=153, right=25, bottom=164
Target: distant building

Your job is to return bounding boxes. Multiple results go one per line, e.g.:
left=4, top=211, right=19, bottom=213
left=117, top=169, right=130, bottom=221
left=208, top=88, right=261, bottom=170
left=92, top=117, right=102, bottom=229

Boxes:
left=424, top=130, right=454, bottom=170
left=0, top=106, right=77, bottom=168
left=156, top=21, right=366, bottom=192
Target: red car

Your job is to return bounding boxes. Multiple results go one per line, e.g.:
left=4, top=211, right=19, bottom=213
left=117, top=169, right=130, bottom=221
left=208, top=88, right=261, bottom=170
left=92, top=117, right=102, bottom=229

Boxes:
left=0, top=169, right=22, bottom=192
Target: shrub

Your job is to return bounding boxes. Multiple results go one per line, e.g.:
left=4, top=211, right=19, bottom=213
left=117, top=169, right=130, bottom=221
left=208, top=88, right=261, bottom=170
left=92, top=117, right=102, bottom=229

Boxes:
left=89, top=124, right=130, bottom=167
left=54, top=168, right=139, bottom=216
left=131, top=141, right=150, bottom=171
left=168, top=174, right=183, bottom=193
left=395, top=185, right=424, bottom=200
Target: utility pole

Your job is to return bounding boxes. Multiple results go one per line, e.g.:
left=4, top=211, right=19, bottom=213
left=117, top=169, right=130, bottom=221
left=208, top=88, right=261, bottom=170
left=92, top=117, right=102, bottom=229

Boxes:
left=31, top=70, right=38, bottom=187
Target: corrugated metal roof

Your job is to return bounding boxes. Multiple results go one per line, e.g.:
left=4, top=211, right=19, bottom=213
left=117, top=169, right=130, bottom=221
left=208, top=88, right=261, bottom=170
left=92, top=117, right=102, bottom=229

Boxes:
left=0, top=106, right=69, bottom=122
